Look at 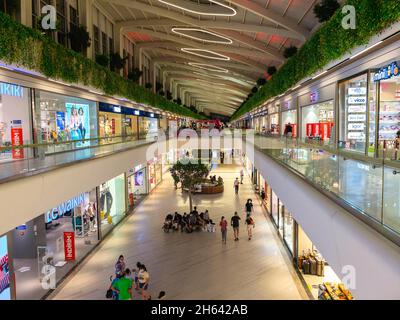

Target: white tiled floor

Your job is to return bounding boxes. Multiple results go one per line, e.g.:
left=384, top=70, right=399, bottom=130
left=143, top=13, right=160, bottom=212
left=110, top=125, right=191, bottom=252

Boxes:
left=51, top=164, right=307, bottom=300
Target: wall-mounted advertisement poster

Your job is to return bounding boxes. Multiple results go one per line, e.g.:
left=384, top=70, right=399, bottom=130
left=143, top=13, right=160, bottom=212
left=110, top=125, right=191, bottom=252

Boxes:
left=65, top=103, right=89, bottom=144
left=0, top=235, right=10, bottom=300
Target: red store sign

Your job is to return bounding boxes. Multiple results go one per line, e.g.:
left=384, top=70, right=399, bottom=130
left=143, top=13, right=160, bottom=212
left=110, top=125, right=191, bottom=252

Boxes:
left=63, top=232, right=76, bottom=261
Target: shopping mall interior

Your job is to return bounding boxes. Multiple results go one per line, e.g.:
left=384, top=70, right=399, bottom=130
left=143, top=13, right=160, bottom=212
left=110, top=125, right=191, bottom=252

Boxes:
left=0, top=0, right=400, bottom=306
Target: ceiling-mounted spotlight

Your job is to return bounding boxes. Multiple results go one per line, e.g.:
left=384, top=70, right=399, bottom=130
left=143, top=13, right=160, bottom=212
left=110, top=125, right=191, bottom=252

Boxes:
left=181, top=48, right=230, bottom=61
left=172, top=27, right=233, bottom=44
left=189, top=62, right=229, bottom=73
left=158, top=0, right=236, bottom=16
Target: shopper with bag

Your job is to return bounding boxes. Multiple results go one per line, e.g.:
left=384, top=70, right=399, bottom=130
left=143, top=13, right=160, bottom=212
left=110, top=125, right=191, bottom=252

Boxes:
left=245, top=216, right=255, bottom=240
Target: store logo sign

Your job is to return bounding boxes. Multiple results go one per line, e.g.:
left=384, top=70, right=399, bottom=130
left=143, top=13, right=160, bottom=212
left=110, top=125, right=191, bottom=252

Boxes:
left=348, top=96, right=366, bottom=104
left=45, top=194, right=86, bottom=223
left=348, top=123, right=365, bottom=131
left=373, top=61, right=400, bottom=82
left=348, top=105, right=366, bottom=113
left=348, top=114, right=366, bottom=122
left=0, top=82, right=23, bottom=98
left=113, top=106, right=121, bottom=113
left=348, top=87, right=366, bottom=95
left=63, top=232, right=76, bottom=261
left=310, top=90, right=319, bottom=103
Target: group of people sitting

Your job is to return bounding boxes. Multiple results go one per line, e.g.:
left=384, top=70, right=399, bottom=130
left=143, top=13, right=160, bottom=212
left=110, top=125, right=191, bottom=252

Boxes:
left=163, top=207, right=216, bottom=233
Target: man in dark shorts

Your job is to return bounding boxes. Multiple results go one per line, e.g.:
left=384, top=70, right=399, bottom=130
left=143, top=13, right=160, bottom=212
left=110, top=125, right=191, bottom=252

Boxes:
left=230, top=211, right=241, bottom=241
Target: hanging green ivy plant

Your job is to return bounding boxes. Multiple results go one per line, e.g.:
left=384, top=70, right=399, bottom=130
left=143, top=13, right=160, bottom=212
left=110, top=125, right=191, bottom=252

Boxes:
left=0, top=12, right=205, bottom=119
left=231, top=0, right=400, bottom=121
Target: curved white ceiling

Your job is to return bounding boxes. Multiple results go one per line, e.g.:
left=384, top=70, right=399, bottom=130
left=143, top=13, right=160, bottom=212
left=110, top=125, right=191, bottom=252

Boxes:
left=181, top=48, right=230, bottom=61
left=171, top=27, right=233, bottom=44
left=158, top=0, right=237, bottom=17
left=188, top=62, right=229, bottom=73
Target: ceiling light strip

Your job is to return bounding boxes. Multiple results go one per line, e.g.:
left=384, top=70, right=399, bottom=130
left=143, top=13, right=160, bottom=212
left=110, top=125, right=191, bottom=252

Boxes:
left=189, top=62, right=229, bottom=73
left=172, top=27, right=233, bottom=44
left=158, top=0, right=236, bottom=17
left=181, top=48, right=230, bottom=61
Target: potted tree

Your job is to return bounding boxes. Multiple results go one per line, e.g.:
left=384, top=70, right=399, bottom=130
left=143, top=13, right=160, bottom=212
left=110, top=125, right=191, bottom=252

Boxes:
left=170, top=161, right=210, bottom=212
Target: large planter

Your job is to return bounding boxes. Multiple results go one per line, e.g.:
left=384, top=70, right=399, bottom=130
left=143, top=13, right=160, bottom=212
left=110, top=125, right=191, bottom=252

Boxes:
left=201, top=184, right=224, bottom=194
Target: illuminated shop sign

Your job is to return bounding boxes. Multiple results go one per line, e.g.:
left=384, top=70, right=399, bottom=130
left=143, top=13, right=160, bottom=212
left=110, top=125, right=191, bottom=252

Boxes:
left=348, top=87, right=366, bottom=95
left=348, top=114, right=366, bottom=122
left=348, top=96, right=367, bottom=104
left=113, top=106, right=121, bottom=113
left=310, top=90, right=319, bottom=103
left=45, top=193, right=86, bottom=223
left=0, top=82, right=23, bottom=98
left=373, top=61, right=400, bottom=82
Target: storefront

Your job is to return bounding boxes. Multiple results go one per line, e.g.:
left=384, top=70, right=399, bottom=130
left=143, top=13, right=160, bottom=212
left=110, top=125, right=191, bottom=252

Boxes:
left=34, top=90, right=98, bottom=153
left=139, top=115, right=159, bottom=139
left=338, top=73, right=369, bottom=153
left=260, top=176, right=353, bottom=300
left=148, top=157, right=162, bottom=192
left=296, top=225, right=353, bottom=300
left=99, top=174, right=126, bottom=237
left=268, top=104, right=280, bottom=134
left=127, top=164, right=148, bottom=210
left=372, top=61, right=400, bottom=158
left=301, top=100, right=334, bottom=142
left=99, top=103, right=124, bottom=143
left=280, top=99, right=297, bottom=137
left=0, top=81, right=32, bottom=162
left=9, top=189, right=99, bottom=300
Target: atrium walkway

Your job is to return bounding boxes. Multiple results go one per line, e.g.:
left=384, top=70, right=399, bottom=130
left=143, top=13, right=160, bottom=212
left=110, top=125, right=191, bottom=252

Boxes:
left=51, top=164, right=307, bottom=300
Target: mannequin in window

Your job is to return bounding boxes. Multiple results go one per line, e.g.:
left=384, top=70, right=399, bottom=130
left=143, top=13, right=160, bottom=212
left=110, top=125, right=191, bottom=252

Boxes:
left=99, top=182, right=114, bottom=220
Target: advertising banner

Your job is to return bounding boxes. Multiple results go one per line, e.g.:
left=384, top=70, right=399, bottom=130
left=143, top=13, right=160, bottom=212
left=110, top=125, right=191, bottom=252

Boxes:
left=63, top=232, right=76, bottom=261
left=11, top=120, right=24, bottom=160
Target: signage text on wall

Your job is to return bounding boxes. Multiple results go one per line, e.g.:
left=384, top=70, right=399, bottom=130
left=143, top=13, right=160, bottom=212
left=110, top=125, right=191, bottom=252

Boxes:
left=45, top=194, right=86, bottom=223
left=373, top=61, right=400, bottom=82
left=0, top=82, right=23, bottom=98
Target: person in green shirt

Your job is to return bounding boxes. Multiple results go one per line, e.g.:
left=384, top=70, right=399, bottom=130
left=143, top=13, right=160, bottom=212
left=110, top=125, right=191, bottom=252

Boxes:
left=112, top=269, right=133, bottom=300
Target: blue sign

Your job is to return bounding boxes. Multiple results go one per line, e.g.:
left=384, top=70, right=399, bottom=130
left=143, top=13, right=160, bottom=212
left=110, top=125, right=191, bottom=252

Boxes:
left=45, top=194, right=86, bottom=223
left=373, top=61, right=400, bottom=82
left=0, top=82, right=23, bottom=98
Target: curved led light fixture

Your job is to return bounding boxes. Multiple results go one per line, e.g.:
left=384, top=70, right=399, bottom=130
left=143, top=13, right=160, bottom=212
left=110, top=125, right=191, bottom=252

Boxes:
left=172, top=27, right=233, bottom=44
left=158, top=0, right=236, bottom=17
left=193, top=72, right=225, bottom=80
left=181, top=48, right=230, bottom=61
left=189, top=62, right=229, bottom=73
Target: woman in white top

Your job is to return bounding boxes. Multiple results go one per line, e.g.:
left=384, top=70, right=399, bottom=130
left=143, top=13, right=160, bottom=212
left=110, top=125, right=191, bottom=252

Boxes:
left=138, top=265, right=150, bottom=300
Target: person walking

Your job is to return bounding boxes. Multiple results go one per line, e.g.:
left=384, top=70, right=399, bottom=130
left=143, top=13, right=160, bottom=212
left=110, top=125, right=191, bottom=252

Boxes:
left=240, top=169, right=244, bottom=184
left=234, top=178, right=240, bottom=195
left=219, top=216, right=228, bottom=244
left=111, top=268, right=133, bottom=300
left=245, top=216, right=255, bottom=240
left=230, top=211, right=241, bottom=241
left=245, top=199, right=254, bottom=218
left=115, top=255, right=126, bottom=278
left=260, top=188, right=266, bottom=204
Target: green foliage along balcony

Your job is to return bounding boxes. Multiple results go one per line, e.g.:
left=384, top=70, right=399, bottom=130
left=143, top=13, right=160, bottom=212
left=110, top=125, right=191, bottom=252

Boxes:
left=0, top=12, right=206, bottom=119
left=230, top=0, right=400, bottom=121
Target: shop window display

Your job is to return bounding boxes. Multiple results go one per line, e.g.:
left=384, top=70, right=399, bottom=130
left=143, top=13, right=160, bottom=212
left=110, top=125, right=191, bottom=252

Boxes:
left=377, top=75, right=400, bottom=155
left=99, top=111, right=123, bottom=144
left=283, top=209, right=294, bottom=254
left=34, top=91, right=97, bottom=153
left=99, top=174, right=126, bottom=237
left=139, top=117, right=158, bottom=139
left=0, top=82, right=32, bottom=162
left=123, top=115, right=138, bottom=140
left=281, top=110, right=297, bottom=137
left=297, top=226, right=353, bottom=300
left=339, top=74, right=369, bottom=153
left=271, top=191, right=279, bottom=226
left=301, top=101, right=334, bottom=143
left=127, top=166, right=148, bottom=210
left=11, top=190, right=98, bottom=300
